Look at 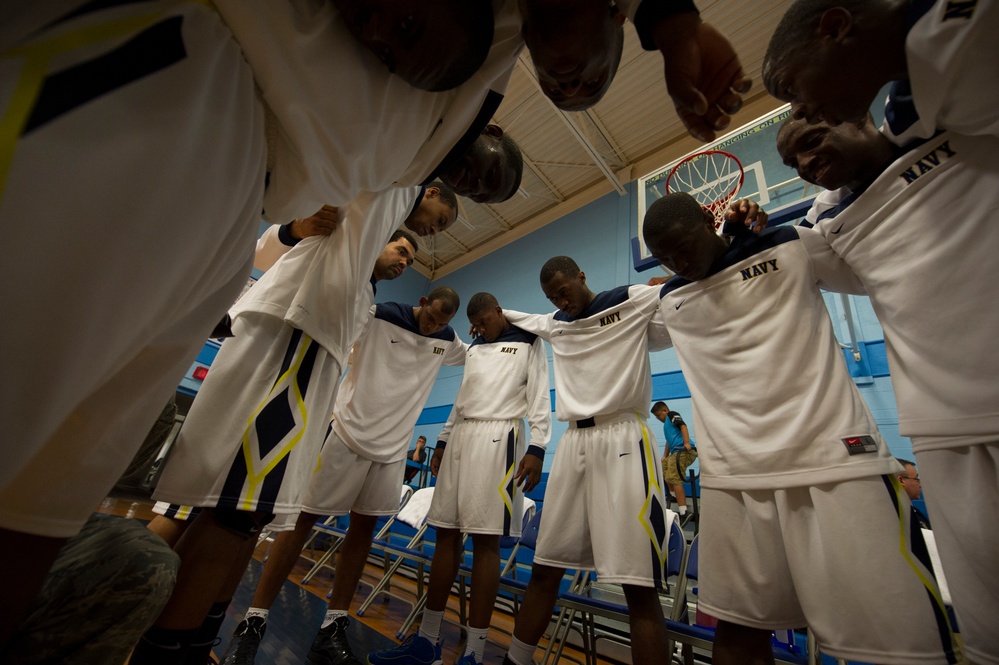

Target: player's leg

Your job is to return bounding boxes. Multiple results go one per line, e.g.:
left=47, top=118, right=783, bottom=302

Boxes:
left=130, top=508, right=272, bottom=663
left=307, top=511, right=378, bottom=664
left=309, top=453, right=406, bottom=665
left=695, top=487, right=804, bottom=665
left=713, top=622, right=775, bottom=665
left=506, top=563, right=568, bottom=665
left=218, top=511, right=323, bottom=664
left=621, top=584, right=669, bottom=665
left=914, top=442, right=999, bottom=665
left=424, top=526, right=464, bottom=628
left=507, top=425, right=589, bottom=665
left=186, top=532, right=260, bottom=663
left=147, top=515, right=191, bottom=549
left=463, top=533, right=501, bottom=663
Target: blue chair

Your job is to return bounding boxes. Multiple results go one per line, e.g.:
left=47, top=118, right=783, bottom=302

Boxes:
left=544, top=519, right=687, bottom=665
left=667, top=533, right=811, bottom=665
left=301, top=485, right=414, bottom=585
left=354, top=487, right=436, bottom=616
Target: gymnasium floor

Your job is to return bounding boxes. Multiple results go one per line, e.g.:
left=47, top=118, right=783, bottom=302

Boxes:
left=98, top=498, right=611, bottom=665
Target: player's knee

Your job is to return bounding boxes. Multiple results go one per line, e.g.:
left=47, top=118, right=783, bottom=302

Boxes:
left=211, top=508, right=274, bottom=538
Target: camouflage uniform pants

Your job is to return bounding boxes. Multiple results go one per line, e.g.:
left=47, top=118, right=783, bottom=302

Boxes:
left=5, top=513, right=179, bottom=664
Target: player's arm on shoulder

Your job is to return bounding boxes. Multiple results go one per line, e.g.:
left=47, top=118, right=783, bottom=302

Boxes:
left=504, top=310, right=554, bottom=340
left=647, top=310, right=673, bottom=352
left=797, top=226, right=866, bottom=295
left=525, top=336, right=553, bottom=453
left=444, top=337, right=468, bottom=366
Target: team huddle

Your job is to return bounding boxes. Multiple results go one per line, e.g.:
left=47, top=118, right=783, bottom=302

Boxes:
left=0, top=0, right=996, bottom=664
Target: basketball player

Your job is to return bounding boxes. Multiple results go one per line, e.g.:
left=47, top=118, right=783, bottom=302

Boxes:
left=498, top=258, right=671, bottom=665
left=643, top=192, right=958, bottom=665
left=218, top=288, right=466, bottom=665
left=127, top=190, right=450, bottom=663
left=777, top=115, right=999, bottom=665
left=368, top=292, right=551, bottom=665
left=0, top=2, right=495, bottom=646
left=519, top=0, right=752, bottom=140
left=762, top=0, right=999, bottom=144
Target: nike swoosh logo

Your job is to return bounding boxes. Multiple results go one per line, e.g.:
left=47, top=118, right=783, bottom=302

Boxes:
left=390, top=339, right=401, bottom=343
left=674, top=300, right=685, bottom=311
left=831, top=222, right=845, bottom=234
left=492, top=438, right=502, bottom=442
left=619, top=452, right=631, bottom=457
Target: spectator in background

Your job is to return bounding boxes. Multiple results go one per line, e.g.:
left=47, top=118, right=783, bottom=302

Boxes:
left=651, top=402, right=697, bottom=518
left=404, top=436, right=429, bottom=484
left=897, top=458, right=930, bottom=530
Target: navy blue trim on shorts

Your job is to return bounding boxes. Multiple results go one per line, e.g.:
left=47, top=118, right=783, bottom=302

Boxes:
left=24, top=16, right=186, bottom=135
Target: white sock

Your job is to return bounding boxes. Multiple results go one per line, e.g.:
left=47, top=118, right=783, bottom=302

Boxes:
left=507, top=635, right=536, bottom=665
left=464, top=626, right=488, bottom=660
left=677, top=505, right=687, bottom=515
left=244, top=607, right=269, bottom=622
left=419, top=608, right=444, bottom=643
left=321, top=609, right=348, bottom=629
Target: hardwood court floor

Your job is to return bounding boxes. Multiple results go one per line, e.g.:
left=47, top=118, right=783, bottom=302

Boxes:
left=97, top=498, right=618, bottom=665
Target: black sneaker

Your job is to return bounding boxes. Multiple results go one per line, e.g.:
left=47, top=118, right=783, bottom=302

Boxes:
left=219, top=616, right=266, bottom=665
left=307, top=616, right=362, bottom=665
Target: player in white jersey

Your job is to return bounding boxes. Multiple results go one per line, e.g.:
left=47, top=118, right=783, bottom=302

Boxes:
left=515, top=0, right=752, bottom=141
left=498, top=257, right=670, bottom=665
left=126, top=192, right=454, bottom=664
left=644, top=192, right=959, bottom=664
left=368, top=292, right=551, bottom=665
left=0, top=1, right=505, bottom=645
left=217, top=289, right=466, bottom=665
left=763, top=0, right=999, bottom=145
left=777, top=116, right=999, bottom=665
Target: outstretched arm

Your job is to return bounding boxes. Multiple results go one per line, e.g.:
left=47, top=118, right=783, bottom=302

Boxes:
left=638, top=5, right=751, bottom=142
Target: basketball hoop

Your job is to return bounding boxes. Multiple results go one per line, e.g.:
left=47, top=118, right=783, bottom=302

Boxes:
left=665, top=150, right=745, bottom=231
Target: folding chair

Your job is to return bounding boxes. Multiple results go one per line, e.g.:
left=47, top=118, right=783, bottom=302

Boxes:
left=355, top=487, right=436, bottom=616
left=666, top=533, right=812, bottom=665
left=392, top=498, right=538, bottom=639
left=543, top=518, right=687, bottom=665
left=301, top=485, right=414, bottom=584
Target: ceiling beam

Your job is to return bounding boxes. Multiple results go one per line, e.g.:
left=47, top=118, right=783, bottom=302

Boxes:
left=516, top=56, right=627, bottom=195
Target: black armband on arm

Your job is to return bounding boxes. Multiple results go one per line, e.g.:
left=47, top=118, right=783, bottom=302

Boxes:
left=277, top=222, right=301, bottom=247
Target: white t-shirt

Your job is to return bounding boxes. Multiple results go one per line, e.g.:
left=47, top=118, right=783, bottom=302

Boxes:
left=438, top=325, right=552, bottom=454
left=333, top=303, right=467, bottom=463
left=506, top=285, right=662, bottom=422
left=656, top=226, right=895, bottom=490
left=231, top=187, right=422, bottom=369
left=810, top=130, right=999, bottom=451
left=882, top=0, right=999, bottom=145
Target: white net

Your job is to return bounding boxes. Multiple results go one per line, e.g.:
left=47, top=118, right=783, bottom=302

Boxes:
left=666, top=150, right=745, bottom=228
